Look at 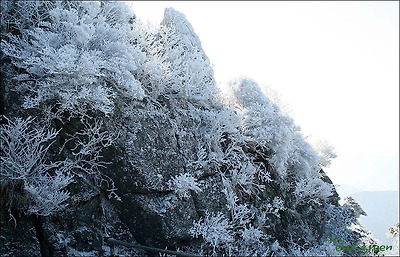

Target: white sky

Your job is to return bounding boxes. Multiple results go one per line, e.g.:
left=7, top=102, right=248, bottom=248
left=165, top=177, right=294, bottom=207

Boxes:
left=126, top=1, right=399, bottom=193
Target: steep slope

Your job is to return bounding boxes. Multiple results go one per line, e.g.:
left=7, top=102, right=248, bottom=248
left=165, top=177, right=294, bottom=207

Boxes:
left=0, top=2, right=375, bottom=256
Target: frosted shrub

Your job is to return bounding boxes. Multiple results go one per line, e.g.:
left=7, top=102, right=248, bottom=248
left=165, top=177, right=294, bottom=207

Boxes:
left=1, top=1, right=146, bottom=117
left=199, top=176, right=272, bottom=255
left=314, top=139, right=337, bottom=168
left=221, top=77, right=298, bottom=177
left=237, top=226, right=270, bottom=256
left=190, top=211, right=234, bottom=253
left=189, top=143, right=208, bottom=170
left=221, top=78, right=335, bottom=216
left=25, top=170, right=73, bottom=216
left=222, top=182, right=254, bottom=227
left=289, top=134, right=320, bottom=176
left=241, top=226, right=267, bottom=245
left=168, top=173, right=202, bottom=199
left=294, top=177, right=333, bottom=206
left=0, top=116, right=73, bottom=216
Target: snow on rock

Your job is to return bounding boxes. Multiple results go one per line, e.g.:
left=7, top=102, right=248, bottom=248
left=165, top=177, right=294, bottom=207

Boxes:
left=0, top=2, right=375, bottom=256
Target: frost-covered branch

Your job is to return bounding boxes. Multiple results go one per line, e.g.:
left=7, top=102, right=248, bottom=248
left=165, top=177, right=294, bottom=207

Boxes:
left=0, top=116, right=58, bottom=180
left=0, top=116, right=73, bottom=216
left=167, top=173, right=202, bottom=199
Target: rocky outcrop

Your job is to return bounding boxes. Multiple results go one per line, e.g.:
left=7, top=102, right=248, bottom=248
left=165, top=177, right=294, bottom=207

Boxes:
left=0, top=2, right=366, bottom=256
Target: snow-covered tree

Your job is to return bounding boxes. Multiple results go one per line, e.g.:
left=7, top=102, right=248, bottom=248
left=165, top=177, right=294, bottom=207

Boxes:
left=342, top=196, right=367, bottom=218
left=1, top=1, right=146, bottom=118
